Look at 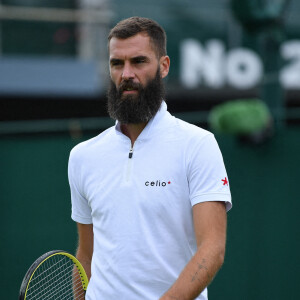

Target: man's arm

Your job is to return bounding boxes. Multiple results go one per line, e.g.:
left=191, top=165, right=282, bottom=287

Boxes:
left=76, top=223, right=94, bottom=281
left=160, top=201, right=227, bottom=300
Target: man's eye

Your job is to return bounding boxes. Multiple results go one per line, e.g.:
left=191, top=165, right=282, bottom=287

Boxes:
left=135, top=58, right=146, bottom=64
left=111, top=61, right=122, bottom=66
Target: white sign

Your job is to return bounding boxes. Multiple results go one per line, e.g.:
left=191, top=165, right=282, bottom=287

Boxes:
left=180, top=39, right=300, bottom=90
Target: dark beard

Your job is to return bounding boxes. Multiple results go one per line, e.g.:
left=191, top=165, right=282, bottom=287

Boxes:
left=107, top=68, right=165, bottom=124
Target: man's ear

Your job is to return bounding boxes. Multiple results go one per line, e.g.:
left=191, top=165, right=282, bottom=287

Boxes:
left=159, top=56, right=170, bottom=79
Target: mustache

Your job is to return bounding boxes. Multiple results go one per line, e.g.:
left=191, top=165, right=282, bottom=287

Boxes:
left=118, top=80, right=142, bottom=93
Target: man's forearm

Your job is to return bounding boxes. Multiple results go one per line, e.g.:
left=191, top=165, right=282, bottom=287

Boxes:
left=159, top=241, right=225, bottom=300
left=76, top=250, right=92, bottom=281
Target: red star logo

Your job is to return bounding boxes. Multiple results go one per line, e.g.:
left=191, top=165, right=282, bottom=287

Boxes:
left=221, top=177, right=228, bottom=186
left=168, top=181, right=171, bottom=184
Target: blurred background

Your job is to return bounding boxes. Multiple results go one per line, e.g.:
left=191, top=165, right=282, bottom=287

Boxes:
left=0, top=0, right=299, bottom=299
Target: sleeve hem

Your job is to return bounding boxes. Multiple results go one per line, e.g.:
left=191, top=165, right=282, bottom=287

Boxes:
left=191, top=193, right=232, bottom=212
left=71, top=213, right=93, bottom=224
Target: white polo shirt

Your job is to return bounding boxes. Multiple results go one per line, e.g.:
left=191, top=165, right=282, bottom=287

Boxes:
left=68, top=101, right=231, bottom=300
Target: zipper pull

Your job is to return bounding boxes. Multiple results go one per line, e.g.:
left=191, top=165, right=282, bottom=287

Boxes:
left=128, top=147, right=133, bottom=159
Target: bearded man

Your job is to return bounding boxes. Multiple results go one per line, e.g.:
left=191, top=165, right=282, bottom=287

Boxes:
left=68, top=16, right=232, bottom=300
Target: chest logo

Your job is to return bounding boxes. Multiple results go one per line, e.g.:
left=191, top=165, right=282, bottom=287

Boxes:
left=145, top=180, right=171, bottom=187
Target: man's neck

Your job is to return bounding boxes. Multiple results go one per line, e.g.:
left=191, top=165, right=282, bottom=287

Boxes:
left=121, top=122, right=148, bottom=146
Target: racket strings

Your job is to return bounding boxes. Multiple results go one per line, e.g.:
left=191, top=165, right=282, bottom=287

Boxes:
left=28, top=265, right=84, bottom=300
left=28, top=262, right=74, bottom=294
left=37, top=272, right=83, bottom=300
left=36, top=274, right=83, bottom=300
left=27, top=259, right=74, bottom=298
left=46, top=278, right=85, bottom=300
left=28, top=257, right=72, bottom=291
left=28, top=264, right=80, bottom=299
left=29, top=255, right=67, bottom=284
left=25, top=255, right=85, bottom=300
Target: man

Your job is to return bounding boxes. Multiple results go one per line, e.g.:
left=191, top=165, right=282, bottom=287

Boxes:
left=68, top=17, right=232, bottom=300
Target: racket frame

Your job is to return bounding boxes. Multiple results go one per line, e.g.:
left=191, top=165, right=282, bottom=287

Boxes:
left=19, top=250, right=89, bottom=300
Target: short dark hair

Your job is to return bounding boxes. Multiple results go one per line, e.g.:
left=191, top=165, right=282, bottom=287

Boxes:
left=108, top=17, right=167, bottom=58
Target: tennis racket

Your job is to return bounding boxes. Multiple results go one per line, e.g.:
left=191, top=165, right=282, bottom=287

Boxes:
left=19, top=250, right=89, bottom=300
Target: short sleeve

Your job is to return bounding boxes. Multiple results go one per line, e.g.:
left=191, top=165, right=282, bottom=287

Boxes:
left=187, top=134, right=232, bottom=211
left=68, top=148, right=93, bottom=224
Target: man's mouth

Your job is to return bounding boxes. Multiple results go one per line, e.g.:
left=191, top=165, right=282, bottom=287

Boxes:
left=119, top=81, right=140, bottom=95
left=122, top=88, right=138, bottom=94
left=120, top=85, right=140, bottom=95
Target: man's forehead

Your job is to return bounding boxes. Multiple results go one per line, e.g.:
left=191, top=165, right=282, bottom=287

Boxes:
left=109, top=33, right=156, bottom=58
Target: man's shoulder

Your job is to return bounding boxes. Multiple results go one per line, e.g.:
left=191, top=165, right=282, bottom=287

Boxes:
left=168, top=114, right=213, bottom=141
left=70, top=126, right=115, bottom=159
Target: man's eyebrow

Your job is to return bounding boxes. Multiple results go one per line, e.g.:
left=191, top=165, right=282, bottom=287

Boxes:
left=110, top=56, right=150, bottom=65
left=110, top=58, right=123, bottom=64
left=130, top=56, right=149, bottom=62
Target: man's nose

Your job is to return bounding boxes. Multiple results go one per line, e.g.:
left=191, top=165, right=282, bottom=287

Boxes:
left=122, top=63, right=135, bottom=80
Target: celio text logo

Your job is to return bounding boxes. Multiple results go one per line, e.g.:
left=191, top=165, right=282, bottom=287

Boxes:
left=145, top=180, right=171, bottom=187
